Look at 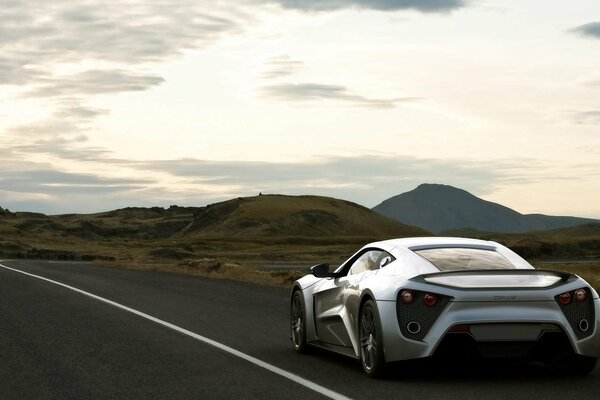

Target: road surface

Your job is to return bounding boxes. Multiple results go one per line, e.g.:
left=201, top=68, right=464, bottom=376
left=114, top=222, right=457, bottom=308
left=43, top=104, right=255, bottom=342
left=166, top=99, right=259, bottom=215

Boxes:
left=1, top=259, right=598, bottom=399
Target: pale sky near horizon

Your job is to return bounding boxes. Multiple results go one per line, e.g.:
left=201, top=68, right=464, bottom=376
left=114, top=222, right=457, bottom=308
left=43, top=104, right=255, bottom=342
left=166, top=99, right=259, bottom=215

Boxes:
left=1, top=0, right=599, bottom=218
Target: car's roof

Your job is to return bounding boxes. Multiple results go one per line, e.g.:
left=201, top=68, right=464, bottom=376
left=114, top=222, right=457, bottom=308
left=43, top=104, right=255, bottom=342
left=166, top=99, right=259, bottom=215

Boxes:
left=371, top=236, right=496, bottom=251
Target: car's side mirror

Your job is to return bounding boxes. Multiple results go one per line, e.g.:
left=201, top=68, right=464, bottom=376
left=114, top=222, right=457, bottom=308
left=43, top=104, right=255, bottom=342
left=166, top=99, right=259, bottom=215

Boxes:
left=311, top=263, right=338, bottom=278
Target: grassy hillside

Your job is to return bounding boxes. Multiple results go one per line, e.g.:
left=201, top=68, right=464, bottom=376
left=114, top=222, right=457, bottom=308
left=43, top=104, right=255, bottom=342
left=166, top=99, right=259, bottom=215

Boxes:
left=181, top=194, right=427, bottom=239
left=0, top=195, right=428, bottom=264
left=442, top=223, right=600, bottom=260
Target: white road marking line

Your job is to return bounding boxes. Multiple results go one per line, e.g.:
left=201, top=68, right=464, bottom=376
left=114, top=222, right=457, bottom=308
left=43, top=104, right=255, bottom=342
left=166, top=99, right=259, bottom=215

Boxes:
left=0, top=261, right=352, bottom=400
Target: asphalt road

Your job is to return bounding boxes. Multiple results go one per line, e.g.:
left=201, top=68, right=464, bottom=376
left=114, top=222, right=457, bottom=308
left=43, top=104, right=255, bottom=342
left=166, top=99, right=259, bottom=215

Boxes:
left=1, top=260, right=599, bottom=400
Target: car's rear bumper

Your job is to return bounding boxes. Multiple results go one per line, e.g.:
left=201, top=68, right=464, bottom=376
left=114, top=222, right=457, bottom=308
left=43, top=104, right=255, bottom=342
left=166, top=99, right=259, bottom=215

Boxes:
left=378, top=298, right=600, bottom=362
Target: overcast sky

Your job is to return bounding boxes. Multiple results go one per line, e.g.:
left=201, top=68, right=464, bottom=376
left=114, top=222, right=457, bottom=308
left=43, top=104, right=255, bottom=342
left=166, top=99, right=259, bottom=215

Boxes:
left=1, top=0, right=599, bottom=217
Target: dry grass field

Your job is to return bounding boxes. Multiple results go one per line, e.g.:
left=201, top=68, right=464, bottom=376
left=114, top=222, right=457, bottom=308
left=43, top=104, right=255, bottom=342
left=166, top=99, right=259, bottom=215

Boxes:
left=2, top=197, right=599, bottom=290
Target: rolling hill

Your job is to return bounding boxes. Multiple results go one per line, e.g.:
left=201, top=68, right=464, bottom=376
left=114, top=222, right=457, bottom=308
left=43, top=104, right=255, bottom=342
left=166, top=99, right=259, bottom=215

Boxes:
left=442, top=223, right=600, bottom=260
left=0, top=194, right=429, bottom=262
left=372, top=184, right=598, bottom=233
left=180, top=194, right=428, bottom=239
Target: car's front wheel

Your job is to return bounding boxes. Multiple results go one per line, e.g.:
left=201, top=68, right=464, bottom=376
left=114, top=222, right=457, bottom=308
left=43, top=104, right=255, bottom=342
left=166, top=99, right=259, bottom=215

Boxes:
left=291, top=290, right=308, bottom=353
left=360, top=299, right=385, bottom=377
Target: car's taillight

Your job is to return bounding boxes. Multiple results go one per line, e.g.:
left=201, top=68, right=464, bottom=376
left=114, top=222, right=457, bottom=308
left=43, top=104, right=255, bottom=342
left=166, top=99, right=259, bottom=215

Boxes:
left=555, top=287, right=594, bottom=340
left=400, top=290, right=414, bottom=304
left=397, top=290, right=452, bottom=341
left=424, top=293, right=437, bottom=307
left=559, top=292, right=572, bottom=305
left=574, top=288, right=587, bottom=302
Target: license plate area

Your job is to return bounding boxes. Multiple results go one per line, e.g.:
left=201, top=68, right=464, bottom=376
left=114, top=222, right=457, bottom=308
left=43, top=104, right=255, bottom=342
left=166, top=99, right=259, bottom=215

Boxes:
left=469, top=323, right=549, bottom=341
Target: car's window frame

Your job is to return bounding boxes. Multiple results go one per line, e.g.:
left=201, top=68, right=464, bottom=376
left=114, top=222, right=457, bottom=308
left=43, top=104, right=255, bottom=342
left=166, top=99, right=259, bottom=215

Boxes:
left=339, top=247, right=396, bottom=276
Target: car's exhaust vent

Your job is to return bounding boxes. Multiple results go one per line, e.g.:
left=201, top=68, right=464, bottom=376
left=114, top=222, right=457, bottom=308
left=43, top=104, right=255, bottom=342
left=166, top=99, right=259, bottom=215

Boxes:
left=406, top=321, right=421, bottom=334
left=396, top=290, right=451, bottom=341
left=555, top=287, right=595, bottom=340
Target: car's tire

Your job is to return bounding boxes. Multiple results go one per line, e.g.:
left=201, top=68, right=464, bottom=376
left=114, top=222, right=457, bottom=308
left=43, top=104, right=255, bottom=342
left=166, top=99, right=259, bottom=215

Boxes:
left=291, top=290, right=309, bottom=353
left=547, top=355, right=598, bottom=375
left=567, top=355, right=597, bottom=375
left=359, top=299, right=386, bottom=378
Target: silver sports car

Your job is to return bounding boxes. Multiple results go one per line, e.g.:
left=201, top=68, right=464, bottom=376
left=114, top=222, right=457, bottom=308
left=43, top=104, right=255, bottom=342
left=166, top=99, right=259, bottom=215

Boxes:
left=290, top=237, right=600, bottom=377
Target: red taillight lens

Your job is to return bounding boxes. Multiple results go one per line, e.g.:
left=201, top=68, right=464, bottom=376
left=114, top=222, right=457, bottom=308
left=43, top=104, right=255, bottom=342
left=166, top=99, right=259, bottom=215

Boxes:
left=559, top=292, right=572, bottom=305
left=400, top=290, right=414, bottom=304
left=424, top=293, right=437, bottom=307
left=574, top=288, right=587, bottom=302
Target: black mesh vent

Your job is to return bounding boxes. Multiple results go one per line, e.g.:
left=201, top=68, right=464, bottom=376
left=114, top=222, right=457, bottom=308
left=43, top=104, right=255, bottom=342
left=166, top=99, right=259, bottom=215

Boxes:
left=555, top=288, right=595, bottom=340
left=396, top=290, right=451, bottom=341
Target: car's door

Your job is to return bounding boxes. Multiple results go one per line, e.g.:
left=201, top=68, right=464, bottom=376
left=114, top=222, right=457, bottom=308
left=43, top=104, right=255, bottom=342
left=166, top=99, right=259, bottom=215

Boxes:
left=312, top=249, right=387, bottom=349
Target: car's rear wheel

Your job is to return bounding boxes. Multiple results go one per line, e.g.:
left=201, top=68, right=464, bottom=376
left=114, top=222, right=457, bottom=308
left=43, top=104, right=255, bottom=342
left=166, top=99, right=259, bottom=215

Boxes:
left=567, top=355, right=597, bottom=375
left=360, top=299, right=385, bottom=377
left=291, top=290, right=308, bottom=353
left=547, top=354, right=598, bottom=375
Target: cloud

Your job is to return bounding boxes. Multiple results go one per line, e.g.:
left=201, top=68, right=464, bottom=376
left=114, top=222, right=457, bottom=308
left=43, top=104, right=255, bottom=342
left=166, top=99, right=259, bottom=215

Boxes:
left=260, top=83, right=417, bottom=108
left=0, top=1, right=243, bottom=98
left=2, top=148, right=598, bottom=215
left=1, top=169, right=148, bottom=190
left=263, top=0, right=465, bottom=13
left=0, top=57, right=45, bottom=85
left=571, top=21, right=600, bottom=39
left=0, top=1, right=247, bottom=176
left=0, top=154, right=152, bottom=214
left=24, top=70, right=165, bottom=98
left=133, top=155, right=562, bottom=207
left=572, top=110, right=600, bottom=124
left=0, top=2, right=241, bottom=67
left=259, top=56, right=414, bottom=108
left=262, top=55, right=305, bottom=79
left=3, top=104, right=117, bottom=163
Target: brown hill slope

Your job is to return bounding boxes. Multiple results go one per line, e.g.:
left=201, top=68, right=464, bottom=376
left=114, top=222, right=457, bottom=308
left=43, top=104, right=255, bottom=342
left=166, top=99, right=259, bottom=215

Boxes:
left=180, top=194, right=428, bottom=239
left=442, top=223, right=600, bottom=260
left=0, top=195, right=429, bottom=262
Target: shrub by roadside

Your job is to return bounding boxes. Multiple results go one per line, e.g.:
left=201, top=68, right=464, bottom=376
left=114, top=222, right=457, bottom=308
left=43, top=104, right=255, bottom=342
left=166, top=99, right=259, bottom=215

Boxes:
left=92, top=258, right=307, bottom=287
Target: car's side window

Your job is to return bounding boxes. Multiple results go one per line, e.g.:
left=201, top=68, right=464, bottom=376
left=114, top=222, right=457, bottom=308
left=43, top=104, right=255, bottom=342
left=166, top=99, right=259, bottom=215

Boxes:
left=348, top=249, right=394, bottom=275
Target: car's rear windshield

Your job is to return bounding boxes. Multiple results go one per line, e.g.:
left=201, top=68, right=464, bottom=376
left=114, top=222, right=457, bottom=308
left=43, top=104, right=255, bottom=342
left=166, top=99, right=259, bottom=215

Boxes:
left=413, top=247, right=516, bottom=271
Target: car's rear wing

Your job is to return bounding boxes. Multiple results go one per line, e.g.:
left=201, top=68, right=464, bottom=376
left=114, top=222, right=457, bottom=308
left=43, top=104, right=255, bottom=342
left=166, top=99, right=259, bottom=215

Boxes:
left=410, top=269, right=575, bottom=290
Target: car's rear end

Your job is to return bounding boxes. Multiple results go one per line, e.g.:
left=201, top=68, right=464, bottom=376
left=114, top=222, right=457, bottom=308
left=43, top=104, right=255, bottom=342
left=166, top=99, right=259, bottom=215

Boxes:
left=379, top=244, right=600, bottom=373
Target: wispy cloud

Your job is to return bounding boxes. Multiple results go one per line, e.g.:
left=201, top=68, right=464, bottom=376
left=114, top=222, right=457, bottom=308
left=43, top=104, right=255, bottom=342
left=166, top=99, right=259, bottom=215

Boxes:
left=572, top=110, right=600, bottom=124
left=571, top=21, right=600, bottom=39
left=133, top=155, right=578, bottom=206
left=0, top=2, right=241, bottom=72
left=260, top=83, right=417, bottom=108
left=24, top=70, right=165, bottom=98
left=2, top=144, right=599, bottom=215
left=0, top=1, right=245, bottom=128
left=0, top=0, right=248, bottom=185
left=262, top=0, right=465, bottom=13
left=259, top=56, right=414, bottom=108
left=0, top=152, right=151, bottom=214
left=262, top=55, right=305, bottom=79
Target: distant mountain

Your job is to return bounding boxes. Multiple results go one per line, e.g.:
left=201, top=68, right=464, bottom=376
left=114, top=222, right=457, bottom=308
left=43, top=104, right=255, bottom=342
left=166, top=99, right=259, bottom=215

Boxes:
left=372, top=184, right=599, bottom=233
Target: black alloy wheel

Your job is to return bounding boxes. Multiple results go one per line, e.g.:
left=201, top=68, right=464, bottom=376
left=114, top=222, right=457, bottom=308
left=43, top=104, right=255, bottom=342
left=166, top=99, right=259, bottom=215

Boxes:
left=360, top=299, right=385, bottom=377
left=291, top=291, right=308, bottom=353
